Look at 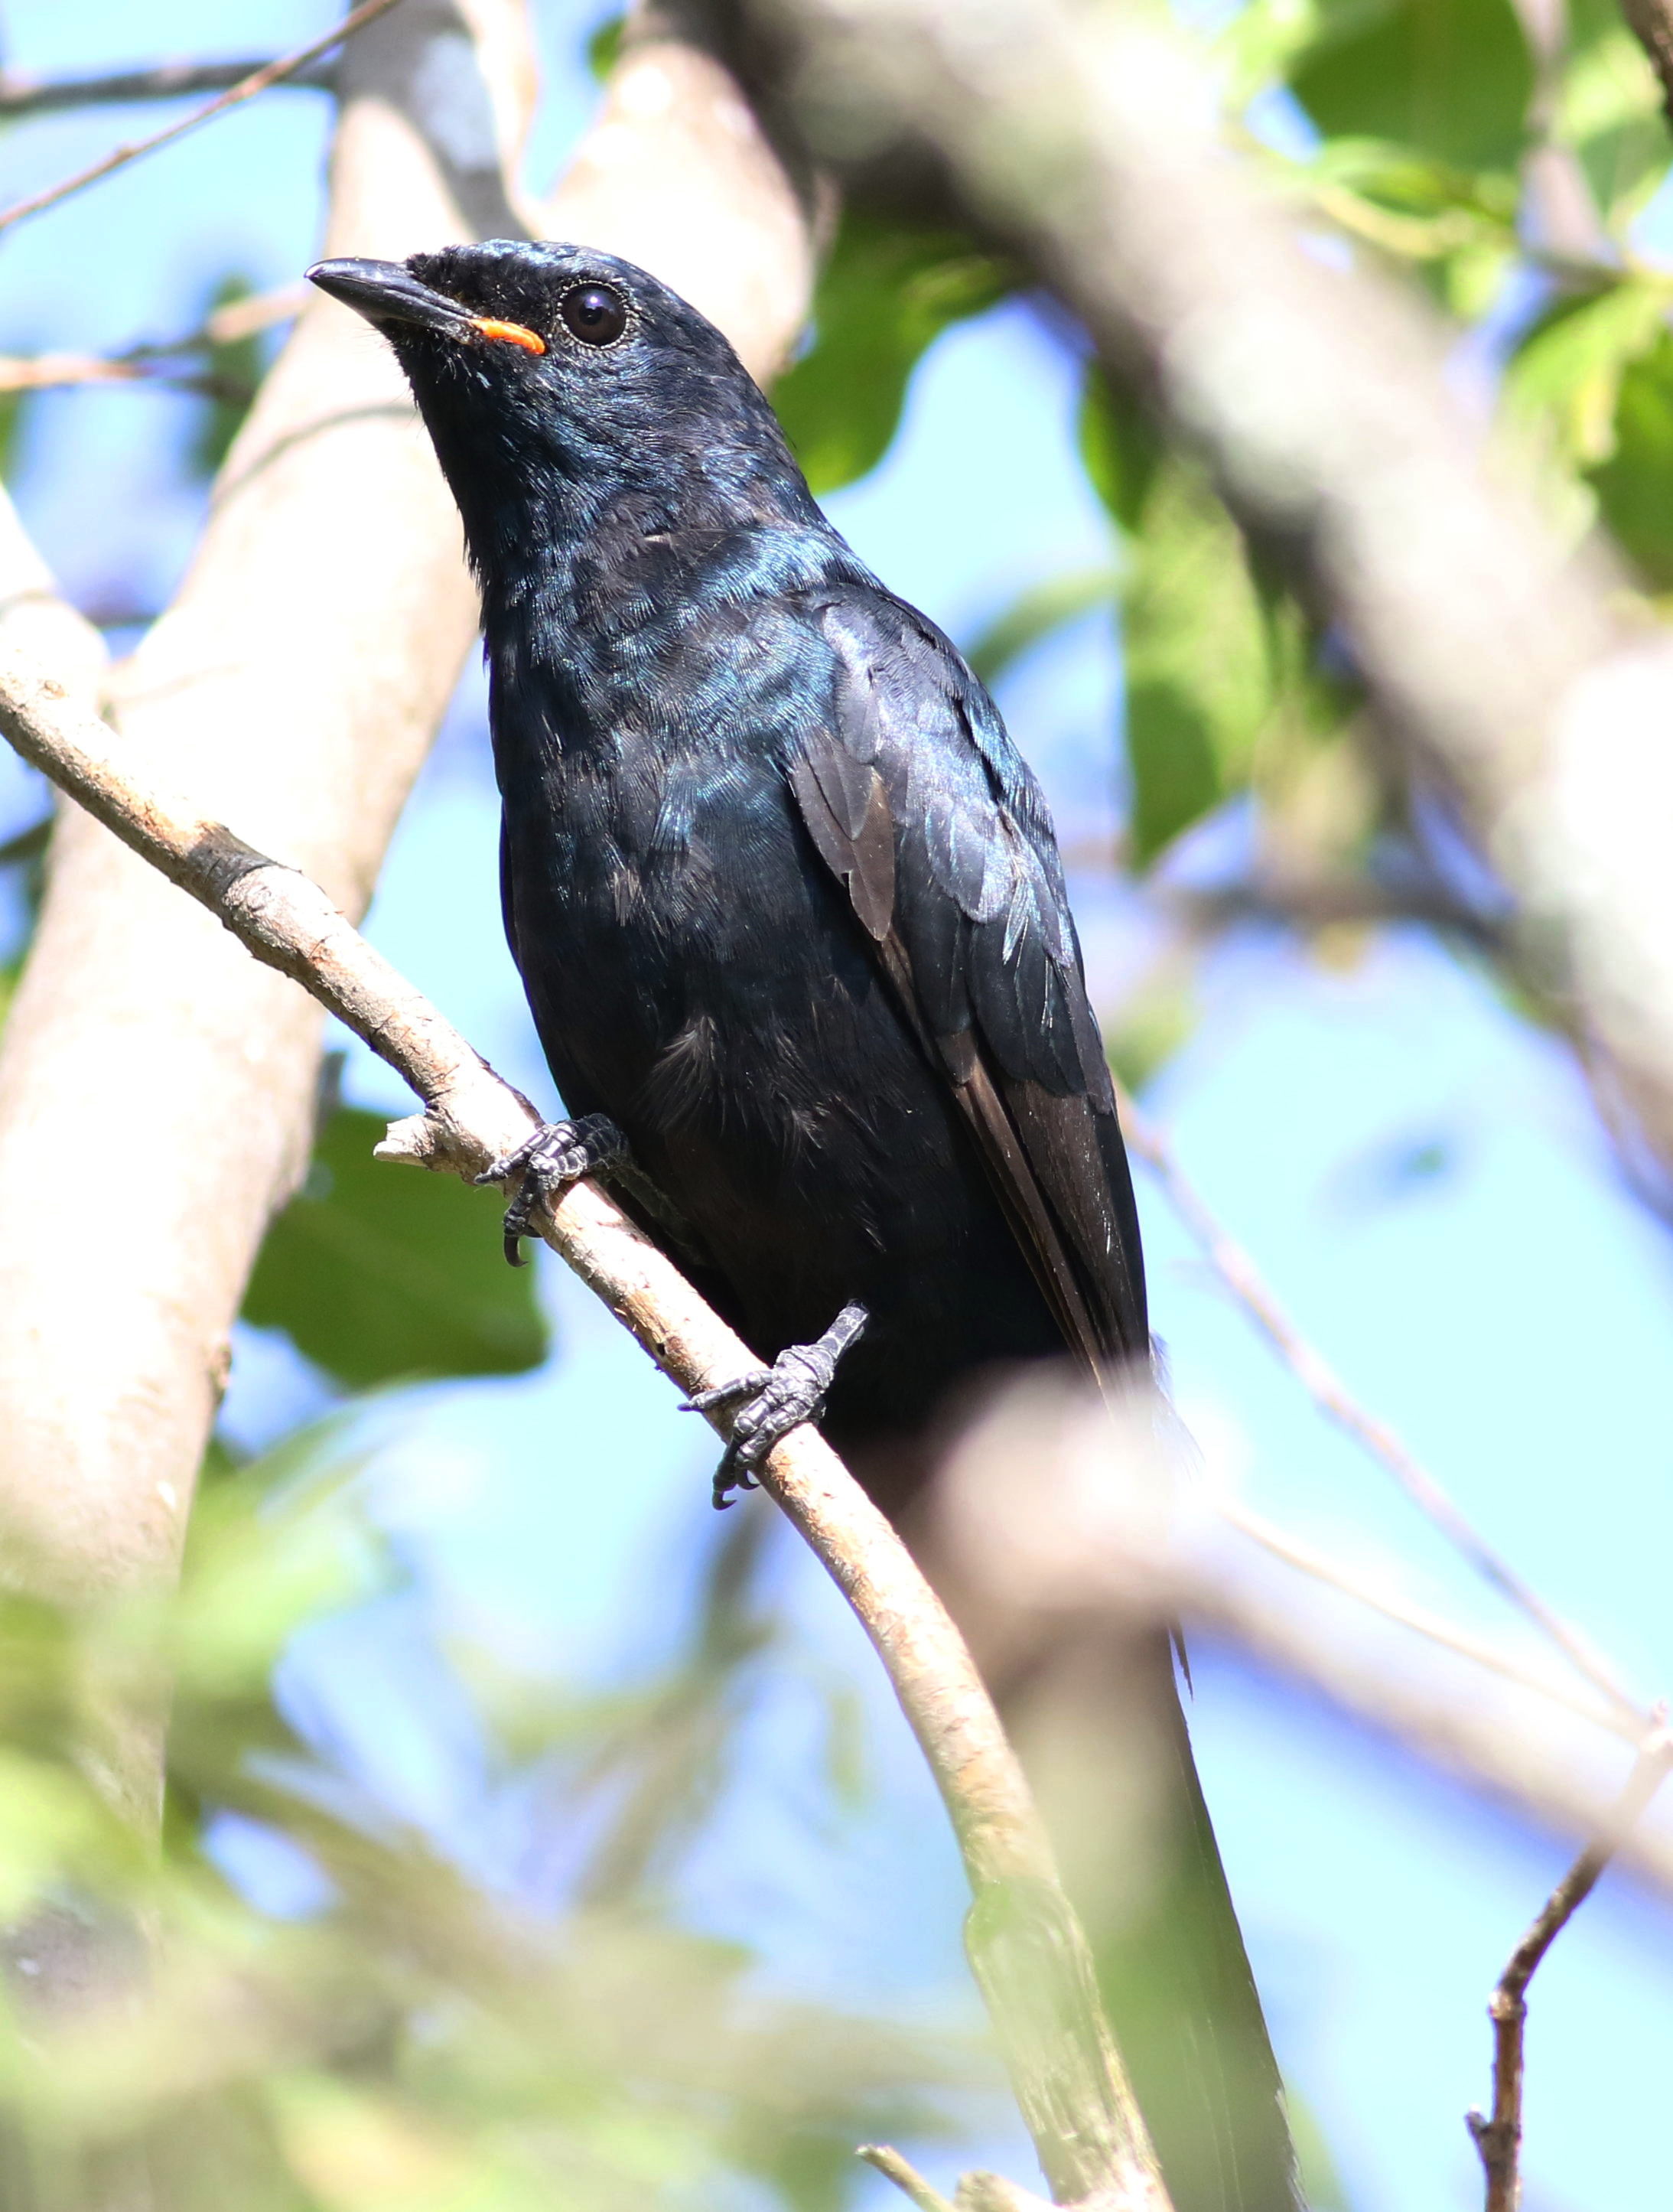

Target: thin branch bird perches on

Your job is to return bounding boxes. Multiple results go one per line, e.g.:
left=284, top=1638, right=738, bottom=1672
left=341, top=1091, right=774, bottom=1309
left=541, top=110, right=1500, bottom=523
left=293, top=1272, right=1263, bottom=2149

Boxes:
left=0, top=640, right=1170, bottom=2212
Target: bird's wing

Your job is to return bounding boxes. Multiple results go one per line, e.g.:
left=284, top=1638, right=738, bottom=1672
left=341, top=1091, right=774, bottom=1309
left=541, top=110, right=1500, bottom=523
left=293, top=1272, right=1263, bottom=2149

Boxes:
left=784, top=587, right=1147, bottom=1368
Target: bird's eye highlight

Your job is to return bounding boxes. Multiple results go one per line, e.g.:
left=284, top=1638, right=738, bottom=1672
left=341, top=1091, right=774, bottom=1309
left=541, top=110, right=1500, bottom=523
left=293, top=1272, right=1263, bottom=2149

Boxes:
left=559, top=284, right=628, bottom=347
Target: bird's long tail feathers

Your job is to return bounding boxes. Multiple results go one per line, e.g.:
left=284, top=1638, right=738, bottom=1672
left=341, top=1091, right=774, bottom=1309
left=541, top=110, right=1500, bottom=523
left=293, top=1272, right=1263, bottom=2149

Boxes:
left=1032, top=1627, right=1303, bottom=2212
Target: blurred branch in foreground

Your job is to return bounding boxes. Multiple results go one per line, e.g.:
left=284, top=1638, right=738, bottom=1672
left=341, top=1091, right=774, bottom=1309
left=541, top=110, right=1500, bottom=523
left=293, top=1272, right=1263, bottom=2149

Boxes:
left=740, top=0, right=1673, bottom=1216
left=1468, top=1729, right=1673, bottom=2212
left=1222, top=1499, right=1635, bottom=1742
left=0, top=640, right=1172, bottom=2212
left=1114, top=1081, right=1648, bottom=1726
left=933, top=1375, right=1673, bottom=1898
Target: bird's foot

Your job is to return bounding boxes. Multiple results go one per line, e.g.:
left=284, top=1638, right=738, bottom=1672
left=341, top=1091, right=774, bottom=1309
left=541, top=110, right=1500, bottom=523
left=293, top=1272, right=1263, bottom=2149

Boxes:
left=684, top=1303, right=868, bottom=1509
left=474, top=1114, right=628, bottom=1266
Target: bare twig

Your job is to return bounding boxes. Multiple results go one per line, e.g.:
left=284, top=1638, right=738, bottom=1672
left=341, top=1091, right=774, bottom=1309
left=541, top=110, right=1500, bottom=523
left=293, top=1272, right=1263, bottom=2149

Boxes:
left=859, top=2145, right=959, bottom=2212
left=0, top=285, right=304, bottom=397
left=1621, top=0, right=1673, bottom=126
left=1221, top=1500, right=1633, bottom=1740
left=1115, top=1080, right=1647, bottom=1725
left=0, top=60, right=335, bottom=117
left=1467, top=1727, right=1673, bottom=2210
left=0, top=356, right=244, bottom=400
left=0, top=642, right=1170, bottom=2212
left=0, top=0, right=405, bottom=237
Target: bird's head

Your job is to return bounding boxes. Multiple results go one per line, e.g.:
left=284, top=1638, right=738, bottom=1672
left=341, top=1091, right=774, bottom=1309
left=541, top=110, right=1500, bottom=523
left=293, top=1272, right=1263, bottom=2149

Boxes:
left=307, top=239, right=811, bottom=565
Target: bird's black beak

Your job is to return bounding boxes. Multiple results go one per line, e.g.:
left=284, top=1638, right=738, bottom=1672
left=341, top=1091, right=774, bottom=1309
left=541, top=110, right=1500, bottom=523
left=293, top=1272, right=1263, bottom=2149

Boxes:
left=306, top=257, right=547, bottom=354
left=308, top=257, right=477, bottom=336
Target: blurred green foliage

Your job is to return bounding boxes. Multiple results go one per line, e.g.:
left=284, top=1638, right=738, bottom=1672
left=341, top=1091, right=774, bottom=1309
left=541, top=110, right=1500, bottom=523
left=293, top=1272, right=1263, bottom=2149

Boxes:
left=243, top=1108, right=548, bottom=1391
left=774, top=212, right=1009, bottom=495
left=183, top=274, right=268, bottom=482
left=0, top=1437, right=978, bottom=2212
left=1287, top=0, right=1534, bottom=173
left=0, top=391, right=30, bottom=485
left=588, top=14, right=625, bottom=82
left=1079, top=370, right=1360, bottom=868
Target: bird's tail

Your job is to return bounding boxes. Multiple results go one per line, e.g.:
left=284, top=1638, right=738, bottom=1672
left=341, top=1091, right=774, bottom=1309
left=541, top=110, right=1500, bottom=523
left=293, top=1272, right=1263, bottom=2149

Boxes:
left=1020, top=1624, right=1302, bottom=2212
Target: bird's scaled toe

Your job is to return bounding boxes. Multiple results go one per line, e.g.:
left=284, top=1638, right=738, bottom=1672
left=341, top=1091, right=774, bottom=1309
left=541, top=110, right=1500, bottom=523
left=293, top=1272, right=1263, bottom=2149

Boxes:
left=474, top=1113, right=627, bottom=1265
left=685, top=1302, right=868, bottom=1509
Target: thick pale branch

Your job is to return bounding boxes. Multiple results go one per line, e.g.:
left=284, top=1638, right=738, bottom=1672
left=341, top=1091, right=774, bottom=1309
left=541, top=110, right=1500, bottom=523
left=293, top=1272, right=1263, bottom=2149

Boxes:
left=0, top=641, right=1168, bottom=2212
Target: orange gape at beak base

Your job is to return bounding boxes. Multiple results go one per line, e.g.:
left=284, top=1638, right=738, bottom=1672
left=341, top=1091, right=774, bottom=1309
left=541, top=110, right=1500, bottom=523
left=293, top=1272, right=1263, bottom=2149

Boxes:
left=474, top=316, right=546, bottom=355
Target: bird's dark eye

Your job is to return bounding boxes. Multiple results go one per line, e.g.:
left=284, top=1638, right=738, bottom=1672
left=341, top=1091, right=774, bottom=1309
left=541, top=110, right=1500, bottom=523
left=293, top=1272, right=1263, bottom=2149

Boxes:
left=559, top=284, right=627, bottom=347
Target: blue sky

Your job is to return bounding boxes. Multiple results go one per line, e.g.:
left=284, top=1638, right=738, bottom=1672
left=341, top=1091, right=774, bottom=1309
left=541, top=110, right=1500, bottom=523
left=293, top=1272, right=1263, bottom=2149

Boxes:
left=2, top=7, right=1673, bottom=2209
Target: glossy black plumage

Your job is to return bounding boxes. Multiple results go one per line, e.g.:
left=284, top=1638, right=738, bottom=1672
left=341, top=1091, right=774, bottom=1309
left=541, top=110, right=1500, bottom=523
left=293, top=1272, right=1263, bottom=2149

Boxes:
left=308, top=240, right=1298, bottom=2212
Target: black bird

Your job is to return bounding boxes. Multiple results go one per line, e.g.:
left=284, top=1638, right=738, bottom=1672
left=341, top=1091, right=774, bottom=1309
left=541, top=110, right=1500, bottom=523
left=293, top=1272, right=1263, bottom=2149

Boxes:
left=308, top=241, right=1300, bottom=2212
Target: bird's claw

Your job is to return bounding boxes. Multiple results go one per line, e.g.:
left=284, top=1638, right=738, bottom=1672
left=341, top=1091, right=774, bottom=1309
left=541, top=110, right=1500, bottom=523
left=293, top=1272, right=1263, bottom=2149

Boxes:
left=474, top=1113, right=627, bottom=1265
left=683, top=1302, right=868, bottom=1508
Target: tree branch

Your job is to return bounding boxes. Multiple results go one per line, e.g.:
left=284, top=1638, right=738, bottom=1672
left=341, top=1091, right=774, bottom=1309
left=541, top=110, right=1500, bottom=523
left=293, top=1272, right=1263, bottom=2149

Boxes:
left=1467, top=1728, right=1673, bottom=2210
left=0, top=639, right=1171, bottom=2212
left=933, top=1375, right=1673, bottom=1901
left=860, top=2144, right=960, bottom=2212
left=0, top=60, right=336, bottom=117
left=1220, top=1500, right=1636, bottom=1741
left=0, top=0, right=406, bottom=238
left=1621, top=0, right=1673, bottom=127
left=0, top=285, right=307, bottom=396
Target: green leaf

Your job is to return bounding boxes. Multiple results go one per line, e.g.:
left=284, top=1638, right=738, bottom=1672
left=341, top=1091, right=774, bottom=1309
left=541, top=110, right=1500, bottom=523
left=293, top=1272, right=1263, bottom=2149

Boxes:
left=0, top=389, right=29, bottom=483
left=186, top=273, right=267, bottom=482
left=1588, top=327, right=1673, bottom=588
left=243, top=1106, right=548, bottom=1389
left=963, top=565, right=1120, bottom=689
left=772, top=210, right=1008, bottom=495
left=1559, top=0, right=1669, bottom=224
left=1504, top=278, right=1673, bottom=470
left=588, top=14, right=624, bottom=82
left=175, top=1423, right=387, bottom=1697
left=1289, top=0, right=1534, bottom=174
left=1081, top=373, right=1354, bottom=865
left=1082, top=376, right=1272, bottom=862
left=1079, top=373, right=1165, bottom=531
left=1105, top=969, right=1199, bottom=1093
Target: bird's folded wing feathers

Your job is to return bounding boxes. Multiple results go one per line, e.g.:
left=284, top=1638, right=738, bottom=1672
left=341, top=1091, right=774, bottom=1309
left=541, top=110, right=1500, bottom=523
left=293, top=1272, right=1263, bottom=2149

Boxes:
left=785, top=589, right=1147, bottom=1368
